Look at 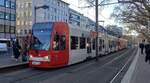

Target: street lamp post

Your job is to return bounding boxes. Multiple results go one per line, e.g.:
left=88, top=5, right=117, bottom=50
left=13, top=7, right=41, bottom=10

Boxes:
left=95, top=0, right=99, bottom=61
left=34, top=5, right=49, bottom=23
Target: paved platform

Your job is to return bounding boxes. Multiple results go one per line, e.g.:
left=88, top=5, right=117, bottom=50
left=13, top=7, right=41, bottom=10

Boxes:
left=0, top=48, right=27, bottom=68
left=121, top=48, right=150, bottom=83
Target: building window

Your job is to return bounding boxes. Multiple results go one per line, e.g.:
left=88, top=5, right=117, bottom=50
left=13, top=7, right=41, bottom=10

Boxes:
left=29, top=29, right=32, bottom=33
left=11, top=2, right=16, bottom=9
left=25, top=21, right=28, bottom=25
left=6, top=0, right=10, bottom=8
left=21, top=21, right=24, bottom=25
left=5, top=13, right=10, bottom=20
left=55, top=16, right=56, bottom=21
left=28, top=3, right=31, bottom=7
left=5, top=25, right=10, bottom=33
left=29, top=12, right=32, bottom=16
left=0, top=25, right=4, bottom=33
left=0, top=0, right=5, bottom=6
left=16, top=12, right=20, bottom=18
left=20, top=29, right=22, bottom=35
left=24, top=29, right=27, bottom=34
left=21, top=3, right=24, bottom=8
left=54, top=8, right=57, bottom=13
left=21, top=12, right=24, bottom=17
left=25, top=2, right=28, bottom=8
left=0, top=12, right=4, bottom=19
left=10, top=26, right=15, bottom=34
left=24, top=21, right=26, bottom=26
left=11, top=14, right=15, bottom=21
left=29, top=21, right=32, bottom=25
left=58, top=2, right=60, bottom=6
left=17, top=21, right=20, bottom=25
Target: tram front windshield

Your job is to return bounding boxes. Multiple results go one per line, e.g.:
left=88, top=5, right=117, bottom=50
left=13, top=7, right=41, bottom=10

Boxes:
left=31, top=23, right=53, bottom=50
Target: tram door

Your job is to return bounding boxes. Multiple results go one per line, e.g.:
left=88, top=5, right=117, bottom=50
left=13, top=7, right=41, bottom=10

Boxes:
left=52, top=33, right=68, bottom=65
left=87, top=38, right=92, bottom=53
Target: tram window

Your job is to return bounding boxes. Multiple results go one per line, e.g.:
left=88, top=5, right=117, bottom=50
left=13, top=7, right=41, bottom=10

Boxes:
left=80, top=37, right=86, bottom=49
left=87, top=38, right=92, bottom=53
left=113, top=41, right=115, bottom=47
left=102, top=40, right=105, bottom=48
left=60, top=35, right=66, bottom=50
left=71, top=36, right=78, bottom=50
left=92, top=39, right=96, bottom=50
left=99, top=39, right=102, bottom=51
left=53, top=34, right=59, bottom=50
left=53, top=34, right=66, bottom=50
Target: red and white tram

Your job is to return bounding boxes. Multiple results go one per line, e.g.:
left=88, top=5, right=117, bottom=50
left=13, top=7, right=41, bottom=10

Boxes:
left=29, top=22, right=127, bottom=68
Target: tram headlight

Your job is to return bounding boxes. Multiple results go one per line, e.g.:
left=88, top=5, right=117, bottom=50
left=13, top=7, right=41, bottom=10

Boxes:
left=43, top=56, right=50, bottom=61
left=29, top=55, right=33, bottom=60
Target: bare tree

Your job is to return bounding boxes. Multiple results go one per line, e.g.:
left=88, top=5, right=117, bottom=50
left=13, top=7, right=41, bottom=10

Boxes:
left=79, top=0, right=112, bottom=10
left=111, top=0, right=150, bottom=42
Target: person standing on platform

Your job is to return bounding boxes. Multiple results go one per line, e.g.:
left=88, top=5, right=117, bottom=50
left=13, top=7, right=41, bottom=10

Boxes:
left=21, top=39, right=28, bottom=62
left=139, top=40, right=145, bottom=54
left=21, top=31, right=33, bottom=62
left=145, top=43, right=150, bottom=64
left=12, top=39, right=21, bottom=61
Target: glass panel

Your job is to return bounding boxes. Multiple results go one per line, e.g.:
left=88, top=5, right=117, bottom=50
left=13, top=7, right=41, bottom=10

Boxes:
left=5, top=13, right=10, bottom=20
left=92, top=39, right=95, bottom=50
left=11, top=14, right=15, bottom=21
left=103, top=40, right=105, bottom=48
left=53, top=34, right=66, bottom=50
left=80, top=37, right=86, bottom=49
left=31, top=23, right=52, bottom=50
left=71, top=36, right=78, bottom=50
left=5, top=25, right=10, bottom=33
left=10, top=26, right=15, bottom=34
left=99, top=39, right=102, bottom=51
left=60, top=35, right=66, bottom=50
left=0, top=0, right=5, bottom=6
left=87, top=38, right=92, bottom=53
left=6, top=0, right=10, bottom=8
left=53, top=34, right=59, bottom=50
left=0, top=12, right=4, bottom=19
left=11, top=2, right=16, bottom=9
left=0, top=25, right=4, bottom=33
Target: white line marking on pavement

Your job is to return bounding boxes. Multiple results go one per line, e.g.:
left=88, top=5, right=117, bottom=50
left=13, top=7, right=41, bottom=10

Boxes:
left=121, top=48, right=140, bottom=83
left=110, top=48, right=137, bottom=83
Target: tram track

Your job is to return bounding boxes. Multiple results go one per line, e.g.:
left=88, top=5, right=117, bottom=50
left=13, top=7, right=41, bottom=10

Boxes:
left=0, top=48, right=132, bottom=83
left=109, top=48, right=138, bottom=83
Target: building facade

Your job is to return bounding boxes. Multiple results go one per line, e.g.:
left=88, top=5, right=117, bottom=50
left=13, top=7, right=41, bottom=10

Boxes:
left=16, top=0, right=32, bottom=37
left=0, top=0, right=16, bottom=39
left=69, top=9, right=95, bottom=31
left=32, top=0, right=69, bottom=23
left=69, top=9, right=82, bottom=26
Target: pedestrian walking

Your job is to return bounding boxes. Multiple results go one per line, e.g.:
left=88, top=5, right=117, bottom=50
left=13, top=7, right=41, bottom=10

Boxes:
left=145, top=43, right=150, bottom=64
left=12, top=39, right=21, bottom=61
left=139, top=42, right=145, bottom=54
left=21, top=38, right=28, bottom=62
